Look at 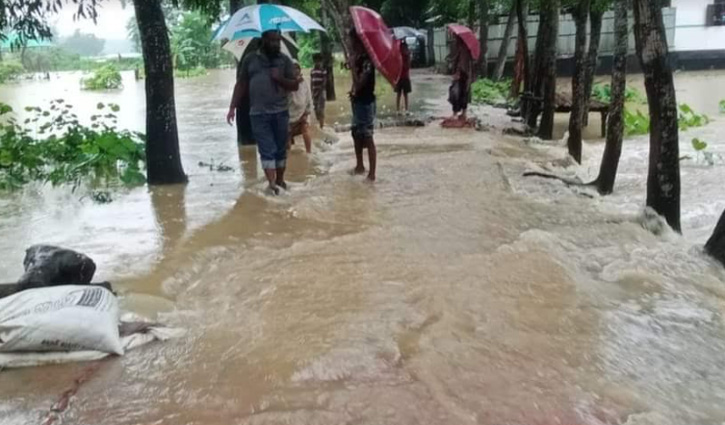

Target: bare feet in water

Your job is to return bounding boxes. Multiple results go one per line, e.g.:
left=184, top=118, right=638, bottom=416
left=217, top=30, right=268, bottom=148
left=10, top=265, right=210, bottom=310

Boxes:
left=351, top=166, right=366, bottom=176
left=366, top=173, right=376, bottom=182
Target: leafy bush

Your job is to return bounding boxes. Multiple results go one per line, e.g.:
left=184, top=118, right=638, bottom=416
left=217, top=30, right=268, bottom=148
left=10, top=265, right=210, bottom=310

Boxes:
left=0, top=61, right=25, bottom=83
left=678, top=103, right=709, bottom=131
left=720, top=100, right=725, bottom=114
left=81, top=64, right=123, bottom=90
left=471, top=78, right=511, bottom=105
left=297, top=33, right=320, bottom=69
left=623, top=108, right=650, bottom=136
left=0, top=100, right=145, bottom=191
left=591, top=82, right=646, bottom=104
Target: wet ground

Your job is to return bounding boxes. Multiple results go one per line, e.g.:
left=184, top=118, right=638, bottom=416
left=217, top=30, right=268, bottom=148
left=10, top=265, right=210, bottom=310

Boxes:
left=1, top=69, right=725, bottom=425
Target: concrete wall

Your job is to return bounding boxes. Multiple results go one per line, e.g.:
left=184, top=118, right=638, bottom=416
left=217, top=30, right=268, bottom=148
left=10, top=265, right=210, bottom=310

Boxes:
left=431, top=7, right=677, bottom=65
left=672, top=0, right=725, bottom=52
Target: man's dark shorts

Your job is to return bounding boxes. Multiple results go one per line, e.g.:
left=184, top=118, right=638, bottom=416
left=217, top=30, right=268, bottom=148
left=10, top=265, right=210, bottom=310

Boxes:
left=251, top=111, right=289, bottom=170
left=351, top=99, right=376, bottom=141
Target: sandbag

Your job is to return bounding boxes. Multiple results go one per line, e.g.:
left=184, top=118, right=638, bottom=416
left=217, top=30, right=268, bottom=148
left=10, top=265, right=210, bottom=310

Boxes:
left=17, top=245, right=96, bottom=291
left=0, top=285, right=123, bottom=354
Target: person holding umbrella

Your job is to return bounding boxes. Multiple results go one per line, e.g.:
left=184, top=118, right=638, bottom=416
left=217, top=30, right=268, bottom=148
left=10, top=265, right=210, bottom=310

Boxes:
left=227, top=30, right=301, bottom=195
left=349, top=27, right=377, bottom=182
left=446, top=24, right=479, bottom=124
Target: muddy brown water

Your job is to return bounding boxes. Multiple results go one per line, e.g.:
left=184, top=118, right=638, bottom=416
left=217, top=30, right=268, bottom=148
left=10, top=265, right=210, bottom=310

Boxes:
left=1, top=69, right=725, bottom=425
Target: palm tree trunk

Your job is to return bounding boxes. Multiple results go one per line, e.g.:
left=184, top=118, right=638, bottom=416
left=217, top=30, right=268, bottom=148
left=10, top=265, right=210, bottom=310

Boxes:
left=706, top=209, right=725, bottom=267
left=511, top=0, right=529, bottom=100
left=494, top=6, right=516, bottom=81
left=633, top=0, right=681, bottom=232
left=595, top=0, right=628, bottom=195
left=320, top=6, right=336, bottom=101
left=134, top=0, right=187, bottom=185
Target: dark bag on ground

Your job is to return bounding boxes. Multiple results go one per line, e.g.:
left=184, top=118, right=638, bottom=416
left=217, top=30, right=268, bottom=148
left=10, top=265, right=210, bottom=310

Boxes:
left=17, top=245, right=96, bottom=291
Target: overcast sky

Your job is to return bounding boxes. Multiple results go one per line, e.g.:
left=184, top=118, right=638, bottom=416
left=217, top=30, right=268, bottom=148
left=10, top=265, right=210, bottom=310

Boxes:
left=52, top=0, right=134, bottom=39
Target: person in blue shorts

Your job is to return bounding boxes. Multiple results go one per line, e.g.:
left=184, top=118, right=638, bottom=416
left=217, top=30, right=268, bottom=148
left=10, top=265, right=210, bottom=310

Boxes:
left=348, top=28, right=377, bottom=182
left=227, top=30, right=301, bottom=195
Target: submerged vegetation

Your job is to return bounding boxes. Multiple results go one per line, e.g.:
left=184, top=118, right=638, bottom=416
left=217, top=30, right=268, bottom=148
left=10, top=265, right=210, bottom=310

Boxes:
left=471, top=78, right=512, bottom=105
left=81, top=64, right=123, bottom=90
left=0, top=100, right=145, bottom=192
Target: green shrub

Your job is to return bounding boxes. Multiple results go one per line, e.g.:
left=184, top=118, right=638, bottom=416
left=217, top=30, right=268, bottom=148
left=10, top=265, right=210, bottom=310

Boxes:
left=81, top=64, right=123, bottom=90
left=591, top=82, right=646, bottom=104
left=0, top=100, right=145, bottom=191
left=0, top=61, right=24, bottom=83
left=471, top=78, right=511, bottom=105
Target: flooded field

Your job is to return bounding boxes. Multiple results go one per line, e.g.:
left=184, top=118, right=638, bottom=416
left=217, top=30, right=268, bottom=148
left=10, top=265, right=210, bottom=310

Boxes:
left=1, top=69, right=725, bottom=425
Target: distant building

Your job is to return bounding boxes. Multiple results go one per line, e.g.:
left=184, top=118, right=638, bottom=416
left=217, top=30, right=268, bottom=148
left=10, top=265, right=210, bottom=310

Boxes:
left=671, top=0, right=725, bottom=69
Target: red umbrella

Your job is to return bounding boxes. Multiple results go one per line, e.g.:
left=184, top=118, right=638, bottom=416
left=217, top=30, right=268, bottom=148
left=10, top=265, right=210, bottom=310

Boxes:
left=448, top=24, right=480, bottom=61
left=350, top=6, right=402, bottom=86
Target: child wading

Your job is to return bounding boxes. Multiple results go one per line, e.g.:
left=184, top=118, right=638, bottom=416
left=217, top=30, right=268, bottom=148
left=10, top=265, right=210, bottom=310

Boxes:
left=288, top=61, right=314, bottom=153
left=348, top=28, right=377, bottom=182
left=396, top=40, right=412, bottom=113
left=310, top=53, right=327, bottom=129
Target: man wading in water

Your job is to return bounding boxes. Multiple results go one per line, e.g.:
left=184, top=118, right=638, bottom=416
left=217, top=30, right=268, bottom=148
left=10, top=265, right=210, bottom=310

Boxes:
left=349, top=28, right=377, bottom=182
left=227, top=30, right=300, bottom=195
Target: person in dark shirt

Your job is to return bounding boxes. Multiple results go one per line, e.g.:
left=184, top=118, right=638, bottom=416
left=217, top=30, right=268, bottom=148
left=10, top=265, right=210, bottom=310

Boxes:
left=226, top=30, right=300, bottom=195
left=310, top=53, right=327, bottom=129
left=449, top=35, right=474, bottom=122
left=395, top=40, right=412, bottom=114
left=349, top=28, right=377, bottom=182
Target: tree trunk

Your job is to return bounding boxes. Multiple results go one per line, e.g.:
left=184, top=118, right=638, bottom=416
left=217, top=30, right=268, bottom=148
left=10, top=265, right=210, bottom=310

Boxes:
left=468, top=0, right=477, bottom=30
left=633, top=0, right=681, bottom=232
left=478, top=0, right=490, bottom=77
left=494, top=6, right=516, bottom=81
left=321, top=0, right=353, bottom=61
left=595, top=0, right=628, bottom=195
left=537, top=0, right=560, bottom=140
left=511, top=0, right=529, bottom=100
left=583, top=8, right=604, bottom=126
left=134, top=0, right=187, bottom=185
left=320, top=7, right=336, bottom=101
left=706, top=209, right=725, bottom=267
left=566, top=0, right=590, bottom=163
left=229, top=0, right=242, bottom=13
left=526, top=6, right=548, bottom=129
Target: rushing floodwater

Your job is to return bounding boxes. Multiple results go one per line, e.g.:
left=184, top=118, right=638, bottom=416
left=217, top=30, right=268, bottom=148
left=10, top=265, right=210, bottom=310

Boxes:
left=1, top=69, right=725, bottom=425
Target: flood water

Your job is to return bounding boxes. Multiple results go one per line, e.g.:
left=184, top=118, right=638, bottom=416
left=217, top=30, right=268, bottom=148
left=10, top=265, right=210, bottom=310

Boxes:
left=1, top=69, right=725, bottom=425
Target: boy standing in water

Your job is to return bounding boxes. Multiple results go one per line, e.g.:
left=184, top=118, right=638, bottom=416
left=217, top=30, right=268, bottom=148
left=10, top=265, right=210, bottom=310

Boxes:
left=349, top=28, right=377, bottom=182
left=395, top=40, right=412, bottom=114
left=310, top=53, right=327, bottom=129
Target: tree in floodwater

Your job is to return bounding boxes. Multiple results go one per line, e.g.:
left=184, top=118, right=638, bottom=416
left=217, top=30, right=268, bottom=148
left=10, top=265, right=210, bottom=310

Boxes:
left=566, top=0, right=591, bottom=164
left=511, top=0, right=529, bottom=99
left=478, top=0, right=490, bottom=77
left=633, top=0, right=681, bottom=232
left=582, top=0, right=607, bottom=125
left=133, top=0, right=187, bottom=184
left=706, top=209, right=725, bottom=267
left=593, top=0, right=627, bottom=195
left=537, top=0, right=560, bottom=140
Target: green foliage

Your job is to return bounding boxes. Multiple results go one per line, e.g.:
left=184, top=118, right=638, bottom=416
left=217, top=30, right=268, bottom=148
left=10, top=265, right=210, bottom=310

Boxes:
left=81, top=64, right=123, bottom=90
left=0, top=61, right=25, bottom=83
left=298, top=33, right=321, bottom=69
left=623, top=108, right=650, bottom=136
left=471, top=78, right=512, bottom=105
left=678, top=103, right=709, bottom=131
left=12, top=47, right=142, bottom=73
left=591, top=82, right=646, bottom=104
left=0, top=100, right=146, bottom=192
left=719, top=99, right=725, bottom=114
left=691, top=138, right=717, bottom=166
left=171, top=11, right=230, bottom=73
left=691, top=137, right=707, bottom=152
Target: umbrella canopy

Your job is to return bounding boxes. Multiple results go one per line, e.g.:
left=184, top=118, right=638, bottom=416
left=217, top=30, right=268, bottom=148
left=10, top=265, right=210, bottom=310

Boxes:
left=223, top=33, right=298, bottom=60
left=447, top=24, right=480, bottom=61
left=215, top=4, right=325, bottom=42
left=350, top=6, right=402, bottom=86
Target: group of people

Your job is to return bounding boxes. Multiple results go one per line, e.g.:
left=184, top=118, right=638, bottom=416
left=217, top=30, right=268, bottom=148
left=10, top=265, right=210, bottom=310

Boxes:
left=225, top=28, right=470, bottom=194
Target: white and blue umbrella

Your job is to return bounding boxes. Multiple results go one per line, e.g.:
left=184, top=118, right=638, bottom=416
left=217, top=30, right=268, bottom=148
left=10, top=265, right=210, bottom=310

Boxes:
left=214, top=4, right=325, bottom=42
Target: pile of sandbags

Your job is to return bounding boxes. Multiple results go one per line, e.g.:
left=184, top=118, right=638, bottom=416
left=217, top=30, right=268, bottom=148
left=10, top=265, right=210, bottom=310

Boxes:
left=0, top=245, right=183, bottom=368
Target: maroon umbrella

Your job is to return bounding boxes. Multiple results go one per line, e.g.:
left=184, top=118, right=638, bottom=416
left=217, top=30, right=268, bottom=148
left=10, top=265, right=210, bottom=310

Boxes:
left=350, top=6, right=402, bottom=86
left=448, top=24, right=480, bottom=61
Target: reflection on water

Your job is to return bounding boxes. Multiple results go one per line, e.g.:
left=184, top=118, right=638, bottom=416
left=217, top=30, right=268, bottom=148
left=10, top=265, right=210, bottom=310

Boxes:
left=1, top=70, right=725, bottom=425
